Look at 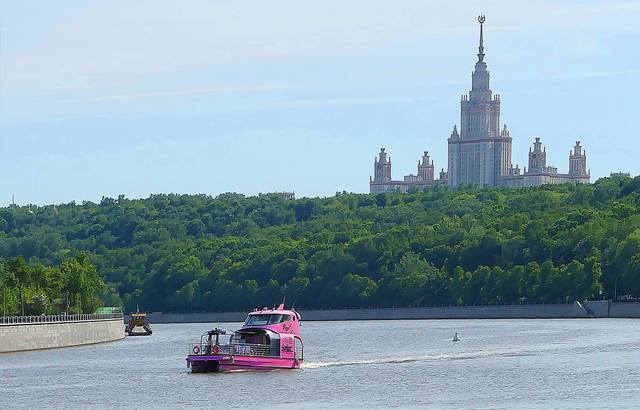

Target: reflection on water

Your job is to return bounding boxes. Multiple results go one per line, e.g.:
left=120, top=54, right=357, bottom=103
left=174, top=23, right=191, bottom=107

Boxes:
left=2, top=319, right=640, bottom=409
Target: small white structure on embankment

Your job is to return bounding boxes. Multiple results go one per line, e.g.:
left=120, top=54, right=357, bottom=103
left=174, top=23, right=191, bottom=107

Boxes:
left=0, top=314, right=125, bottom=353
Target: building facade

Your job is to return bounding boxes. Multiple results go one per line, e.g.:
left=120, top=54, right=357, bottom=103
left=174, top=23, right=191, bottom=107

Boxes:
left=610, top=172, right=631, bottom=178
left=370, top=149, right=447, bottom=193
left=370, top=16, right=590, bottom=193
left=502, top=139, right=589, bottom=187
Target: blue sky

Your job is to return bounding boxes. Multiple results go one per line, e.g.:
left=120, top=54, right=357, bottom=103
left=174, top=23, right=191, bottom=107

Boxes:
left=1, top=0, right=639, bottom=205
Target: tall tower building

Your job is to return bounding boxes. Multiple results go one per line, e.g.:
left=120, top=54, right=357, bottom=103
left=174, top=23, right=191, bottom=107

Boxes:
left=569, top=141, right=588, bottom=176
left=417, top=151, right=435, bottom=181
left=528, top=137, right=547, bottom=172
left=371, top=148, right=392, bottom=183
left=448, top=15, right=512, bottom=187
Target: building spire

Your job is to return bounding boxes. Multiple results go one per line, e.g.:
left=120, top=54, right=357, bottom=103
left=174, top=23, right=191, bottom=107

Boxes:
left=477, top=14, right=486, bottom=62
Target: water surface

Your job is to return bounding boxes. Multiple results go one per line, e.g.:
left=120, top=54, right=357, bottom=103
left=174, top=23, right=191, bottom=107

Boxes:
left=1, top=319, right=639, bottom=409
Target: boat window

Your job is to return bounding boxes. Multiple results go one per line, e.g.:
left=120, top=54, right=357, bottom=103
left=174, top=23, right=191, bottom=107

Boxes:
left=280, top=315, right=292, bottom=323
left=268, top=314, right=284, bottom=324
left=244, top=315, right=271, bottom=326
left=229, top=331, right=270, bottom=345
left=244, top=314, right=292, bottom=325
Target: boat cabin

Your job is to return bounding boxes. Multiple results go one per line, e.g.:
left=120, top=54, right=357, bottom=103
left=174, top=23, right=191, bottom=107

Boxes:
left=228, top=328, right=281, bottom=357
left=242, top=304, right=302, bottom=336
left=243, top=313, right=294, bottom=326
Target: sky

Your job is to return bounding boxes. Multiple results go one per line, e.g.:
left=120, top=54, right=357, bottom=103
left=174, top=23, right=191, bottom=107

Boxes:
left=1, top=0, right=639, bottom=206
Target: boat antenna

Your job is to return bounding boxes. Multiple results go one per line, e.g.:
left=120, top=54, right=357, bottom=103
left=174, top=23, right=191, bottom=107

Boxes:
left=282, top=295, right=286, bottom=307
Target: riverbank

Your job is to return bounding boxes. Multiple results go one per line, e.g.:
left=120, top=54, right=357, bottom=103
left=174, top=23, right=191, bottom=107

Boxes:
left=136, top=301, right=640, bottom=323
left=0, top=314, right=125, bottom=353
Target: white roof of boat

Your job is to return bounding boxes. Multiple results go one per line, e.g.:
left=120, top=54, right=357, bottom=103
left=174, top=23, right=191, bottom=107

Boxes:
left=247, top=306, right=300, bottom=319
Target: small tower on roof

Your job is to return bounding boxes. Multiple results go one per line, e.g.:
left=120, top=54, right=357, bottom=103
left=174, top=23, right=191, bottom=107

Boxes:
left=528, top=137, right=547, bottom=173
left=449, top=125, right=460, bottom=140
left=569, top=141, right=588, bottom=176
left=372, top=148, right=392, bottom=183
left=417, top=151, right=435, bottom=182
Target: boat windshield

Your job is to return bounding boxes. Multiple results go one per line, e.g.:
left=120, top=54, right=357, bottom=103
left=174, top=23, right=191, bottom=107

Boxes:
left=244, top=314, right=291, bottom=326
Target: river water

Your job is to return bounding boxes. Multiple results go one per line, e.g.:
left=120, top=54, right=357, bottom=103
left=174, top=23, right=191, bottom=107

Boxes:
left=1, top=319, right=639, bottom=409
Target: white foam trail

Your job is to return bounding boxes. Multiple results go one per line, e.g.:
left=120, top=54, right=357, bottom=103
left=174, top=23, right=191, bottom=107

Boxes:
left=302, top=337, right=640, bottom=370
left=301, top=346, right=551, bottom=370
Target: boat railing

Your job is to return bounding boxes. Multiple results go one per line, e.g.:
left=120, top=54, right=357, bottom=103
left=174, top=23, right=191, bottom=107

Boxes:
left=188, top=342, right=275, bottom=357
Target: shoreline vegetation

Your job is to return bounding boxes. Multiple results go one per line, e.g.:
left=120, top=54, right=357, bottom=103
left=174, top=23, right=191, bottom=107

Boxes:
left=0, top=255, right=105, bottom=316
left=1, top=175, right=640, bottom=314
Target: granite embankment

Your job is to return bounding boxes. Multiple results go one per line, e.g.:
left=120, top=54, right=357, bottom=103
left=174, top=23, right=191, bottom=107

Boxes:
left=138, top=301, right=640, bottom=323
left=0, top=314, right=125, bottom=353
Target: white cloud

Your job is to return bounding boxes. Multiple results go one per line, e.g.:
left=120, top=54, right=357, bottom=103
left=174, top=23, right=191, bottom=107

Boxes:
left=57, top=83, right=290, bottom=103
left=5, top=0, right=638, bottom=93
left=260, top=95, right=441, bottom=110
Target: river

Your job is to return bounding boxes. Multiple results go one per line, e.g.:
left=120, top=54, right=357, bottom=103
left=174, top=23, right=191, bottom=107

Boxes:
left=1, top=319, right=639, bottom=409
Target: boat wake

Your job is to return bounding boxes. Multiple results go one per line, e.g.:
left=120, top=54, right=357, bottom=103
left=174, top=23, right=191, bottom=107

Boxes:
left=301, top=346, right=549, bottom=370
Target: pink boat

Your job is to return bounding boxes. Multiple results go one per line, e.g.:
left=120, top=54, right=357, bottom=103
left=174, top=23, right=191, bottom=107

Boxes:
left=186, top=304, right=304, bottom=372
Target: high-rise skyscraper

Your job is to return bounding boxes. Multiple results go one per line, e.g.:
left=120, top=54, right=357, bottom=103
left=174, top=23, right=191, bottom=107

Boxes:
left=447, top=15, right=512, bottom=188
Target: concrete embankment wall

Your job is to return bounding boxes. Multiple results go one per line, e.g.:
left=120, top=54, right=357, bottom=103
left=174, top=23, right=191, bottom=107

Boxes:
left=0, top=318, right=125, bottom=353
left=610, top=302, right=640, bottom=317
left=140, top=301, right=640, bottom=323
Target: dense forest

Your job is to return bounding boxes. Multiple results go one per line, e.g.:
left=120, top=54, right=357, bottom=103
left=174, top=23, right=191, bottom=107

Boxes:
left=1, top=175, right=640, bottom=313
left=0, top=254, right=105, bottom=315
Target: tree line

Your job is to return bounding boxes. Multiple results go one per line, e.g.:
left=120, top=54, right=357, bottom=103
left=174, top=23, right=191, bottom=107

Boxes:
left=0, top=254, right=105, bottom=315
left=0, top=175, right=639, bottom=313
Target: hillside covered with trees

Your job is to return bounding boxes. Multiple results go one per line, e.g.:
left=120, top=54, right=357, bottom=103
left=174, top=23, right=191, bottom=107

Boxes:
left=1, top=176, right=640, bottom=313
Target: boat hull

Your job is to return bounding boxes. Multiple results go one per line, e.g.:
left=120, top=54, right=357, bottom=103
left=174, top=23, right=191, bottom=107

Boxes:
left=187, top=354, right=302, bottom=373
left=126, top=324, right=152, bottom=336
